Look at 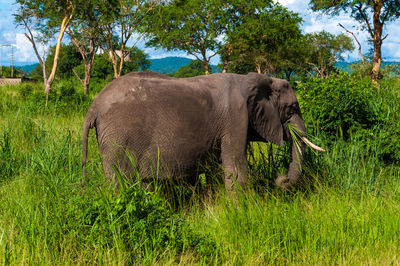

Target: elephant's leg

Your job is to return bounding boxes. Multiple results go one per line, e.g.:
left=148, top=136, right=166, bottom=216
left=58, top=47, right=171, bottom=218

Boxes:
left=220, top=134, right=248, bottom=190
left=100, top=143, right=133, bottom=185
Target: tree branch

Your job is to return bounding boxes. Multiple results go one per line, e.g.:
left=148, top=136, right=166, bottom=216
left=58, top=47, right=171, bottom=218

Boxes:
left=382, top=0, right=394, bottom=23
left=338, top=23, right=364, bottom=62
left=17, top=14, right=45, bottom=68
left=356, top=3, right=374, bottom=38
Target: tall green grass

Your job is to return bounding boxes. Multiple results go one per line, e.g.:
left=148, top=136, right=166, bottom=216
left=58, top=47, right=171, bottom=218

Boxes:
left=0, top=81, right=400, bottom=264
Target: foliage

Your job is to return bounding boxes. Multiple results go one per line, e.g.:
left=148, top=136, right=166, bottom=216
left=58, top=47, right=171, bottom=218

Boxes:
left=0, top=66, right=27, bottom=78
left=224, top=1, right=304, bottom=76
left=1, top=76, right=400, bottom=264
left=349, top=61, right=373, bottom=79
left=42, top=44, right=83, bottom=79
left=309, top=0, right=400, bottom=24
left=96, top=0, right=155, bottom=78
left=122, top=47, right=151, bottom=73
left=80, top=53, right=114, bottom=84
left=296, top=73, right=380, bottom=139
left=1, top=81, right=91, bottom=115
left=0, top=132, right=19, bottom=180
left=309, top=0, right=400, bottom=83
left=73, top=47, right=150, bottom=91
left=141, top=0, right=224, bottom=74
left=67, top=178, right=217, bottom=262
left=305, top=31, right=354, bottom=79
left=173, top=60, right=205, bottom=77
left=14, top=0, right=79, bottom=93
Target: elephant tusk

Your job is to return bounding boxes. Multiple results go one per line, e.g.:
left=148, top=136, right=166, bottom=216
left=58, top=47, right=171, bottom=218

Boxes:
left=301, top=137, right=326, bottom=152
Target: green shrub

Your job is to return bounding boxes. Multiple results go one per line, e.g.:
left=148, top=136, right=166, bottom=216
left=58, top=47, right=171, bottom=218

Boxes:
left=296, top=73, right=380, bottom=140
left=349, top=61, right=373, bottom=79
left=19, top=83, right=34, bottom=99
left=9, top=80, right=91, bottom=115
left=66, top=179, right=217, bottom=262
left=372, top=85, right=400, bottom=164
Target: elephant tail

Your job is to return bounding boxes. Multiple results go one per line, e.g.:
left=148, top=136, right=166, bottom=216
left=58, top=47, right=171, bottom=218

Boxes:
left=82, top=109, right=96, bottom=187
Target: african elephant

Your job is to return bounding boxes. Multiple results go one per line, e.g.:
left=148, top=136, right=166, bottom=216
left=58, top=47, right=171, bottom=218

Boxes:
left=82, top=71, right=324, bottom=190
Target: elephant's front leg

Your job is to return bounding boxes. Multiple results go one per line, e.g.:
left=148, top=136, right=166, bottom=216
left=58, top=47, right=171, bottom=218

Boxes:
left=220, top=131, right=249, bottom=190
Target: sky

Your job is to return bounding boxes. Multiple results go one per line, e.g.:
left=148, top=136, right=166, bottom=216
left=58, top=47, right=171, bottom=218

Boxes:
left=0, top=0, right=400, bottom=66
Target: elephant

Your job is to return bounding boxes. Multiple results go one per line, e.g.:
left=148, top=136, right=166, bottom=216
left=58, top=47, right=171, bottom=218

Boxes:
left=82, top=71, right=324, bottom=190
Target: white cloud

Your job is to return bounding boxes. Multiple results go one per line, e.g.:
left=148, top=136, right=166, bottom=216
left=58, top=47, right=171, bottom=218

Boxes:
left=15, top=33, right=40, bottom=63
left=1, top=32, right=43, bottom=64
left=276, top=0, right=297, bottom=6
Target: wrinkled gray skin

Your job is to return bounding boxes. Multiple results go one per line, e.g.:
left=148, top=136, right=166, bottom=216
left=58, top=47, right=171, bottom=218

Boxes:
left=82, top=72, right=306, bottom=190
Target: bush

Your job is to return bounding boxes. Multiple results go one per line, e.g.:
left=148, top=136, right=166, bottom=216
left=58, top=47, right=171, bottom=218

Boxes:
left=349, top=61, right=373, bottom=79
left=10, top=80, right=91, bottom=115
left=296, top=73, right=381, bottom=140
left=66, top=180, right=217, bottom=262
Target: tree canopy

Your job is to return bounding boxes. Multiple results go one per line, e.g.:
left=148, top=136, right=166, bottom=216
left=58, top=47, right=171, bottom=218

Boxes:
left=15, top=0, right=78, bottom=95
left=220, top=1, right=305, bottom=78
left=305, top=31, right=354, bottom=80
left=172, top=60, right=205, bottom=77
left=309, top=0, right=400, bottom=84
left=140, top=0, right=224, bottom=74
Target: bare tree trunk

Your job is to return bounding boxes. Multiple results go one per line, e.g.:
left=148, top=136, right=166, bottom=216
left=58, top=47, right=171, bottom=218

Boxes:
left=222, top=60, right=228, bottom=73
left=221, top=42, right=232, bottom=73
left=256, top=63, right=261, bottom=74
left=83, top=47, right=96, bottom=95
left=371, top=1, right=383, bottom=85
left=45, top=13, right=73, bottom=94
left=83, top=64, right=91, bottom=95
left=110, top=51, right=119, bottom=79
left=69, top=30, right=97, bottom=94
left=204, top=60, right=210, bottom=75
left=117, top=43, right=126, bottom=77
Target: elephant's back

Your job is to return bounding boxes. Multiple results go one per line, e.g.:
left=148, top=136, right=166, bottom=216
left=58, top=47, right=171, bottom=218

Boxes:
left=91, top=74, right=221, bottom=172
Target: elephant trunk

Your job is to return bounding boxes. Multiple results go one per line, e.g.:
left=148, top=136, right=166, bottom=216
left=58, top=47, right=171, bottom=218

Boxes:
left=275, top=115, right=306, bottom=189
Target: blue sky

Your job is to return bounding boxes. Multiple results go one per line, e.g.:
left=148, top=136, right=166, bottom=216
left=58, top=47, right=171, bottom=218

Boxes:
left=1, top=0, right=400, bottom=65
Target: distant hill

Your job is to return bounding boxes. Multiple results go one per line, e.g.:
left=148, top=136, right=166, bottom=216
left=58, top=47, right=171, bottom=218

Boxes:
left=335, top=61, right=400, bottom=73
left=21, top=63, right=39, bottom=74
left=16, top=57, right=209, bottom=76
left=149, top=56, right=220, bottom=74
left=149, top=57, right=193, bottom=74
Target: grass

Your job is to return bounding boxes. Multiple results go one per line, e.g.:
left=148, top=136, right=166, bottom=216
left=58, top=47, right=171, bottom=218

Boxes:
left=0, top=80, right=400, bottom=264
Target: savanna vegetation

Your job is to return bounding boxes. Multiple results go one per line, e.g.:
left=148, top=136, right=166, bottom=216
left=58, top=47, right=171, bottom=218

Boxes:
left=2, top=0, right=400, bottom=264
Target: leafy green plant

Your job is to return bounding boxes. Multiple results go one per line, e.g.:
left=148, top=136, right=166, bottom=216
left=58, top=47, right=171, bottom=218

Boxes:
left=297, top=73, right=380, bottom=139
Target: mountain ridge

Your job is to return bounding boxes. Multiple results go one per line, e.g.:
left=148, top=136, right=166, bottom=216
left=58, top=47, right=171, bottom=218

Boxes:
left=11, top=57, right=400, bottom=76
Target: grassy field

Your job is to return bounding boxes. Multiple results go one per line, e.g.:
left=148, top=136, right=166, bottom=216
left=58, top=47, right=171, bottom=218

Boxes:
left=1, top=79, right=400, bottom=264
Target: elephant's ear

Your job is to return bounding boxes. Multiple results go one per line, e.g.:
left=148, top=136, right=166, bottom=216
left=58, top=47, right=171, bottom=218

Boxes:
left=246, top=74, right=284, bottom=146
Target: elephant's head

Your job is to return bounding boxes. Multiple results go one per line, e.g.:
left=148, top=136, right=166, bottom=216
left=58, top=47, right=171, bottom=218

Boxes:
left=244, top=73, right=324, bottom=189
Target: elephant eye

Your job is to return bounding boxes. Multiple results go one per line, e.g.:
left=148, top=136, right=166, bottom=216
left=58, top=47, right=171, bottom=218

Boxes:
left=286, top=103, right=300, bottom=117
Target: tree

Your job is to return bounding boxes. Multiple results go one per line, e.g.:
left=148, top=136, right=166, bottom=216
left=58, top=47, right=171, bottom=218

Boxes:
left=305, top=31, right=354, bottom=80
left=309, top=0, right=400, bottom=84
left=173, top=60, right=205, bottom=77
left=67, top=0, right=109, bottom=94
left=74, top=47, right=150, bottom=84
left=122, top=46, right=151, bottom=73
left=141, top=0, right=224, bottom=74
left=0, top=66, right=26, bottom=78
left=222, top=1, right=304, bottom=76
left=50, top=44, right=82, bottom=79
left=15, top=0, right=77, bottom=100
left=100, top=0, right=159, bottom=79
left=275, top=36, right=313, bottom=80
left=29, top=44, right=82, bottom=80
